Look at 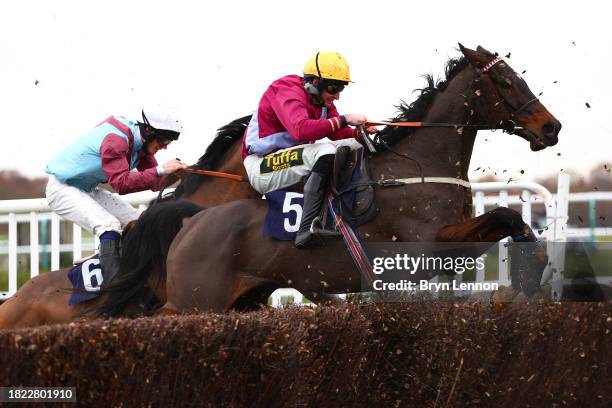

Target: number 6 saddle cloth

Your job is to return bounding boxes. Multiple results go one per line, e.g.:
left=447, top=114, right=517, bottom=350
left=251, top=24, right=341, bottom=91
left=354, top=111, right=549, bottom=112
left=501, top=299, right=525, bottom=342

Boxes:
left=67, top=254, right=102, bottom=305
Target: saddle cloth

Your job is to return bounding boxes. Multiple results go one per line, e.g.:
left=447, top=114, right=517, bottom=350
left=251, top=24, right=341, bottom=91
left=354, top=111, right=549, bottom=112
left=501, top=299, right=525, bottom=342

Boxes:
left=67, top=255, right=103, bottom=305
left=264, top=147, right=377, bottom=241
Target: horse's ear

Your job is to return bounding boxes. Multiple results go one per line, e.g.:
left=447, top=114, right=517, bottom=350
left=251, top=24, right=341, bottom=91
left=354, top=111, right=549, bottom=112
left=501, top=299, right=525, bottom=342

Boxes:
left=476, top=45, right=494, bottom=56
left=459, top=43, right=487, bottom=68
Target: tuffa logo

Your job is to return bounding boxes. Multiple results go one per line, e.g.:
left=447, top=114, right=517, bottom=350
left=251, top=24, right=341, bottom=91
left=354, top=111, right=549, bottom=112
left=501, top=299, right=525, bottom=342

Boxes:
left=260, top=148, right=304, bottom=174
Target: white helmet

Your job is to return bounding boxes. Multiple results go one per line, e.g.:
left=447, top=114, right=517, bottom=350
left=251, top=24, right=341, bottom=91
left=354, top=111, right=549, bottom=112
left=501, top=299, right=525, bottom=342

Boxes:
left=140, top=109, right=183, bottom=133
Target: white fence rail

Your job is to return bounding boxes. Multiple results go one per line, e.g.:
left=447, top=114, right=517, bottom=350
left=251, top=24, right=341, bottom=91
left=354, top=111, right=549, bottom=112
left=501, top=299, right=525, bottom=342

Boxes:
left=1, top=174, right=611, bottom=302
left=0, top=191, right=151, bottom=299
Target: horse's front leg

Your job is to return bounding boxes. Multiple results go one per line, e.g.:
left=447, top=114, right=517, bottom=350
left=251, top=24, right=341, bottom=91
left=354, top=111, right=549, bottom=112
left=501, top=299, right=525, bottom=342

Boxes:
left=435, top=207, right=547, bottom=297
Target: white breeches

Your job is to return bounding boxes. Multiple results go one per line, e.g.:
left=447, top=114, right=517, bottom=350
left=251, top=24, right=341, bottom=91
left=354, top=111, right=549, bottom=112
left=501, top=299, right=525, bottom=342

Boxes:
left=45, top=175, right=140, bottom=238
left=243, top=139, right=362, bottom=194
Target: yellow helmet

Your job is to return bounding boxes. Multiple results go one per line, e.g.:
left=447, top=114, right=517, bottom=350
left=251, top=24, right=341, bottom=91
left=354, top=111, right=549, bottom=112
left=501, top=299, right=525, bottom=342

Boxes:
left=303, top=51, right=352, bottom=83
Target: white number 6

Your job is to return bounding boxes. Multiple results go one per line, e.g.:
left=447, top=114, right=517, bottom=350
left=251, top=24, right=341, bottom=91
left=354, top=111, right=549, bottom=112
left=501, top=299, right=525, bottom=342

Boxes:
left=81, top=258, right=103, bottom=292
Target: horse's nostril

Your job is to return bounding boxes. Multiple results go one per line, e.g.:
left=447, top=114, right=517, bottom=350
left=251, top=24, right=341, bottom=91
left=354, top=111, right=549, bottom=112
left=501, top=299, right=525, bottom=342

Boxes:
left=542, top=122, right=559, bottom=137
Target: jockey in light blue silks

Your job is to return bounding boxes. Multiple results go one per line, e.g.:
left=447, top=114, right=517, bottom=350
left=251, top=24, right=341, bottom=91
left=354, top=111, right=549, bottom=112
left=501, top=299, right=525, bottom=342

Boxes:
left=45, top=111, right=188, bottom=286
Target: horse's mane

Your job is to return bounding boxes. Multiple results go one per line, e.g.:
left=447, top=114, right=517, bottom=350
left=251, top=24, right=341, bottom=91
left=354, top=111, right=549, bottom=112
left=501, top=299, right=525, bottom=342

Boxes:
left=93, top=200, right=204, bottom=317
left=377, top=56, right=470, bottom=146
left=173, top=115, right=252, bottom=198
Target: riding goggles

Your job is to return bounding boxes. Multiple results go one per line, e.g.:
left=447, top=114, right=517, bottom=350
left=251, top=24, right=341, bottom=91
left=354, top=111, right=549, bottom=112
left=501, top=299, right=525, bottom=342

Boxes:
left=321, top=79, right=347, bottom=94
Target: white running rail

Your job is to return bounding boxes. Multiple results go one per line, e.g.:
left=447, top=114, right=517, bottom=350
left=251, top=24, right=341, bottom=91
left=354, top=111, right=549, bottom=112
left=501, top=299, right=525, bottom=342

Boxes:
left=2, top=174, right=611, bottom=303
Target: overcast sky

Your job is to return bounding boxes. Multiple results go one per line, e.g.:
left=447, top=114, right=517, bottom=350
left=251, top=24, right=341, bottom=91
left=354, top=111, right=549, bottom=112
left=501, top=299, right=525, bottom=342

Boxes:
left=1, top=1, right=610, bottom=184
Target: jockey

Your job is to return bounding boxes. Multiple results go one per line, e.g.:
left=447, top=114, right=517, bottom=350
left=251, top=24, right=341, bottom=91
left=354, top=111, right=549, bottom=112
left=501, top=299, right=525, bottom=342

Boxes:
left=243, top=51, right=377, bottom=248
left=45, top=110, right=188, bottom=286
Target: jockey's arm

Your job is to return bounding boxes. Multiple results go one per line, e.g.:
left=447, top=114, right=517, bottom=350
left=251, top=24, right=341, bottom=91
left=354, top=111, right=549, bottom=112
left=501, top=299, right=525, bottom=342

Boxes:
left=327, top=104, right=358, bottom=140
left=271, top=90, right=337, bottom=143
left=100, top=134, right=162, bottom=194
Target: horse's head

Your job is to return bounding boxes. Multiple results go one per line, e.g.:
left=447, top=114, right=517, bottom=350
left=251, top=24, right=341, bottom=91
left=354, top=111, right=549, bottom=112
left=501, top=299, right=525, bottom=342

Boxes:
left=459, top=44, right=561, bottom=151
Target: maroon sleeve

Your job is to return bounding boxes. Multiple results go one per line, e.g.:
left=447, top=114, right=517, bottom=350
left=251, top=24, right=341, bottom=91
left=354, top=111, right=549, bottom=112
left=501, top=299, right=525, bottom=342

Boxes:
left=136, top=153, right=162, bottom=191
left=330, top=126, right=358, bottom=140
left=270, top=87, right=333, bottom=142
left=100, top=134, right=162, bottom=194
left=136, top=152, right=159, bottom=171
left=327, top=103, right=358, bottom=140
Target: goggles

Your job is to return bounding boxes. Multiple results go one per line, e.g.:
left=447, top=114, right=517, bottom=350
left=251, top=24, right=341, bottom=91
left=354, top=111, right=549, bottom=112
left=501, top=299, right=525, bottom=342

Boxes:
left=157, top=137, right=172, bottom=147
left=323, top=81, right=346, bottom=94
left=154, top=128, right=180, bottom=146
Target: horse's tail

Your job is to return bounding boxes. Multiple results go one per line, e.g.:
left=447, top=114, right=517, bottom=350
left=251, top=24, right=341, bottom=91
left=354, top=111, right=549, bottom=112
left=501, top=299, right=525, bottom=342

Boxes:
left=172, top=114, right=252, bottom=198
left=93, top=200, right=204, bottom=317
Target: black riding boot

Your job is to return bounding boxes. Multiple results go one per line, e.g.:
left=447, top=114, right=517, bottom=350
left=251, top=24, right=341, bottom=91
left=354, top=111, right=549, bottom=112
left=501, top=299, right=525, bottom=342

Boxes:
left=294, top=171, right=329, bottom=248
left=99, top=239, right=121, bottom=287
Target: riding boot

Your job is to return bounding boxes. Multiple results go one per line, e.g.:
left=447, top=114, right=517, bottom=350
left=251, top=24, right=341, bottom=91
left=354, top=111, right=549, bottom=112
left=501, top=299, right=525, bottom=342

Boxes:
left=294, top=171, right=328, bottom=248
left=99, top=239, right=121, bottom=287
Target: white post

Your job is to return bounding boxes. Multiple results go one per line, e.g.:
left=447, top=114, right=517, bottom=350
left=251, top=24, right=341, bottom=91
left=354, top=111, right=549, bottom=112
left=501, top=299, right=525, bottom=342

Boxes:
left=550, top=173, right=571, bottom=300
left=51, top=212, right=60, bottom=271
left=8, top=213, right=18, bottom=295
left=271, top=290, right=282, bottom=307
left=30, top=211, right=39, bottom=278
left=521, top=190, right=532, bottom=227
left=474, top=191, right=486, bottom=283
left=474, top=191, right=485, bottom=217
left=72, top=223, right=82, bottom=263
left=554, top=174, right=571, bottom=242
left=498, top=191, right=509, bottom=286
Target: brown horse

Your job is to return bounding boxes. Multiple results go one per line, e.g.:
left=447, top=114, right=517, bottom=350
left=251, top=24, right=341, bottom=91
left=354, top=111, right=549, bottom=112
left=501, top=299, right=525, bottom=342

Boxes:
left=166, top=115, right=260, bottom=205
left=161, top=44, right=562, bottom=313
left=0, top=118, right=256, bottom=330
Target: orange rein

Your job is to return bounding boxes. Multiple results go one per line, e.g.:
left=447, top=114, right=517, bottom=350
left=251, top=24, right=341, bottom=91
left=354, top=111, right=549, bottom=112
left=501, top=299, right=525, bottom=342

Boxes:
left=366, top=121, right=425, bottom=127
left=179, top=168, right=246, bottom=182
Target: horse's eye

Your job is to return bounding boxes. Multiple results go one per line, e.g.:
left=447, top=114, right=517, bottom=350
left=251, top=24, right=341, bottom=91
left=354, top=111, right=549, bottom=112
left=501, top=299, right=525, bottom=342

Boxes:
left=501, top=78, right=513, bottom=89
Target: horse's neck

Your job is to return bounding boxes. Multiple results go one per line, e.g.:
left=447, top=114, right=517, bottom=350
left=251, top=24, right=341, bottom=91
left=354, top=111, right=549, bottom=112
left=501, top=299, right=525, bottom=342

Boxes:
left=183, top=140, right=260, bottom=207
left=382, top=66, right=478, bottom=181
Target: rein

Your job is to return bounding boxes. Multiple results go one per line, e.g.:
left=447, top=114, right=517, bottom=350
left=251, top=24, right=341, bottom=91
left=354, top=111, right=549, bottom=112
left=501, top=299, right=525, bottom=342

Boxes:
left=154, top=167, right=245, bottom=204
left=179, top=168, right=246, bottom=182
left=365, top=120, right=522, bottom=132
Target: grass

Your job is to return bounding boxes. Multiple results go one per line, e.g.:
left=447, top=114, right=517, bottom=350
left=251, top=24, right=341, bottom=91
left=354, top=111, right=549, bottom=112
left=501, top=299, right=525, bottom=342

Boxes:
left=0, top=270, right=48, bottom=292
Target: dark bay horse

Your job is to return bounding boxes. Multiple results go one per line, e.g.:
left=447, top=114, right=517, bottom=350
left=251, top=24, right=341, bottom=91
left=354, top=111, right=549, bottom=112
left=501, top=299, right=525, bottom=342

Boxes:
left=162, top=44, right=562, bottom=313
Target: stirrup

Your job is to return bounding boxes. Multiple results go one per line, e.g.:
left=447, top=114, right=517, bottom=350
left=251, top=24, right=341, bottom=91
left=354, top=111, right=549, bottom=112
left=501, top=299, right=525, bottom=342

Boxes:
left=309, top=216, right=341, bottom=237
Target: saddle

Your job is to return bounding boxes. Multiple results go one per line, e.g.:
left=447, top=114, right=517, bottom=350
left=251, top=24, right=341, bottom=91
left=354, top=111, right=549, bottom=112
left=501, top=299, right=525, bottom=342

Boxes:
left=328, top=145, right=377, bottom=227
left=263, top=144, right=377, bottom=241
left=277, top=145, right=377, bottom=226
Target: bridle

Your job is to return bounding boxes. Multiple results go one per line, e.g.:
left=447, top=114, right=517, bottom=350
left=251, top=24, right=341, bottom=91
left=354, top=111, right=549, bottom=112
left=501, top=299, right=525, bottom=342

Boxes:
left=361, top=55, right=541, bottom=190
left=478, top=56, right=540, bottom=120
left=366, top=56, right=539, bottom=135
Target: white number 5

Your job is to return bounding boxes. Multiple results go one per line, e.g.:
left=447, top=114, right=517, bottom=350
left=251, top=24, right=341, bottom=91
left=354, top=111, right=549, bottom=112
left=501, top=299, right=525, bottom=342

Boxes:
left=282, top=192, right=303, bottom=233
